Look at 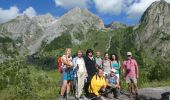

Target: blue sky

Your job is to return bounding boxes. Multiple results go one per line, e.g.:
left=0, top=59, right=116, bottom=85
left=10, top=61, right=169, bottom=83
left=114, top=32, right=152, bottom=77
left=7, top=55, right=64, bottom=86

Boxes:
left=0, top=0, right=170, bottom=25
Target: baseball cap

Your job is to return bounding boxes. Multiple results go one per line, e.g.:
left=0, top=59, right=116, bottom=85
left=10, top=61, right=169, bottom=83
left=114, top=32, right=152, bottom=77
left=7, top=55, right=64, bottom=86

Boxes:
left=127, top=52, right=132, bottom=56
left=110, top=69, right=116, bottom=73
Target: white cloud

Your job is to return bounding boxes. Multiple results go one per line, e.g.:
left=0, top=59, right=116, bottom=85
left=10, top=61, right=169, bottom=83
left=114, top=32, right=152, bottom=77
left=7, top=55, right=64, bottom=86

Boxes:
left=93, top=0, right=124, bottom=15
left=126, top=0, right=159, bottom=19
left=126, top=0, right=170, bottom=19
left=93, top=0, right=170, bottom=19
left=0, top=6, right=37, bottom=23
left=23, top=7, right=36, bottom=18
left=0, top=6, right=19, bottom=23
left=55, top=0, right=90, bottom=9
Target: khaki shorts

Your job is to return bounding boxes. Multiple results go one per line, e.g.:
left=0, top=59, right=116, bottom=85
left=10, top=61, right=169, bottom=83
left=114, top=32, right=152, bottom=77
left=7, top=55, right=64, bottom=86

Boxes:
left=126, top=76, right=137, bottom=84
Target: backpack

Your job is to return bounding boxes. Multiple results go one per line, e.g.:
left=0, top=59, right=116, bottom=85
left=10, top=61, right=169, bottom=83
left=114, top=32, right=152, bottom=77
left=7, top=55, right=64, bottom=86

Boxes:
left=57, top=57, right=62, bottom=73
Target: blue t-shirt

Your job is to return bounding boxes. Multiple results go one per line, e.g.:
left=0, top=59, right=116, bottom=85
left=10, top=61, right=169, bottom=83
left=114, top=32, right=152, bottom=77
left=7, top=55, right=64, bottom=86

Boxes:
left=107, top=75, right=117, bottom=85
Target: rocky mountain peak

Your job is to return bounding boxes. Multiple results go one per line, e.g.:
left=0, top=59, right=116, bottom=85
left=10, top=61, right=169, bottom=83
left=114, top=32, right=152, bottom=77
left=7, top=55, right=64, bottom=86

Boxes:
left=32, top=13, right=56, bottom=27
left=106, top=21, right=127, bottom=29
left=59, top=7, right=104, bottom=29
left=141, top=0, right=170, bottom=26
left=16, top=14, right=31, bottom=20
left=0, top=7, right=106, bottom=58
left=136, top=0, right=170, bottom=59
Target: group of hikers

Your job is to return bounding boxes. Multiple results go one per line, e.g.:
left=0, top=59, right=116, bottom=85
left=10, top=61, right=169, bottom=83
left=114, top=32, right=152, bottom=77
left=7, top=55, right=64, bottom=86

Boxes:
left=58, top=48, right=139, bottom=100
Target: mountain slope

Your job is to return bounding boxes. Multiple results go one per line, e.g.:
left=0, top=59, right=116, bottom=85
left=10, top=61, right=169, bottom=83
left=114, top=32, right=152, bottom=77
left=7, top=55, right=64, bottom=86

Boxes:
left=135, top=0, right=170, bottom=60
left=109, top=0, right=170, bottom=81
left=0, top=8, right=105, bottom=62
left=106, top=22, right=127, bottom=29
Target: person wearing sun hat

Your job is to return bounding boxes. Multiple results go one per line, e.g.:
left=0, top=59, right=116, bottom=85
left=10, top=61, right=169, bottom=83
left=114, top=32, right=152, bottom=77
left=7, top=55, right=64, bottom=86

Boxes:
left=106, top=68, right=121, bottom=99
left=123, top=52, right=139, bottom=96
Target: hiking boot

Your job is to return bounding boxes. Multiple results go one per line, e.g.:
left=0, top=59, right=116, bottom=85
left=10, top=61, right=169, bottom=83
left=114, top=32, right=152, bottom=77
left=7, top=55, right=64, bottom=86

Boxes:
left=75, top=97, right=79, bottom=100
left=80, top=95, right=85, bottom=99
left=115, top=96, right=121, bottom=99
left=67, top=95, right=74, bottom=100
left=58, top=95, right=65, bottom=100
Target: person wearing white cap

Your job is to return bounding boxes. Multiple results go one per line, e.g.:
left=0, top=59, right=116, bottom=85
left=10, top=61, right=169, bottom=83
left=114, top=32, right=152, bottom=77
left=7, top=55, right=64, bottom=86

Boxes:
left=105, top=69, right=121, bottom=99
left=123, top=52, right=139, bottom=96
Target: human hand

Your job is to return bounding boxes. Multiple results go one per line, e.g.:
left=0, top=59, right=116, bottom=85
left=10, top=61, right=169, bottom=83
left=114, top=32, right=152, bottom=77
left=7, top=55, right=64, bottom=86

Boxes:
left=123, top=76, right=126, bottom=80
left=136, top=74, right=139, bottom=78
left=97, top=95, right=101, bottom=98
left=85, top=73, right=88, bottom=77
left=116, top=85, right=120, bottom=88
left=101, top=86, right=105, bottom=92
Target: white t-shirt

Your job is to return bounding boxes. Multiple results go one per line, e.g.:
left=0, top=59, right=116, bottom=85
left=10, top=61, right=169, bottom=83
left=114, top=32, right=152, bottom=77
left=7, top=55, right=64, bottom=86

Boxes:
left=77, top=58, right=85, bottom=73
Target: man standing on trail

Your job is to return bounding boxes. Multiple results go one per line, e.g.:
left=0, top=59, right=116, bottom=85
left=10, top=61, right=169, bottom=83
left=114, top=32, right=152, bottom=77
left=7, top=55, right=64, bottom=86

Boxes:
left=123, top=52, right=139, bottom=96
left=95, top=51, right=103, bottom=68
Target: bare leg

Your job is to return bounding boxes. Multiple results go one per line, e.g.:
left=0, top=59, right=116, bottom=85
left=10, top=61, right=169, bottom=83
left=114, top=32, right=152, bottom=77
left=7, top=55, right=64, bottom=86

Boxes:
left=133, top=83, right=138, bottom=95
left=60, top=80, right=67, bottom=96
left=67, top=81, right=71, bottom=94
left=128, top=83, right=133, bottom=95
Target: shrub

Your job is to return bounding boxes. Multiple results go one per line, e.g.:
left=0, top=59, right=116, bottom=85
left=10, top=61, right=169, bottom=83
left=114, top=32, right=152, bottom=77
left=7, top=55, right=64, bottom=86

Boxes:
left=0, top=59, right=59, bottom=100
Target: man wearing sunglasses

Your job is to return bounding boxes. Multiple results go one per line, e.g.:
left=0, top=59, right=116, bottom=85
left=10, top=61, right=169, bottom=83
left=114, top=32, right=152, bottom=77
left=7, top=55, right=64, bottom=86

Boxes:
left=123, top=52, right=139, bottom=96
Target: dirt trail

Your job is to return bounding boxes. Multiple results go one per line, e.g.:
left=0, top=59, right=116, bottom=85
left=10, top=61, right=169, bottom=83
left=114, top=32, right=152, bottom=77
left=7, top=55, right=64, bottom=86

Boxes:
left=84, top=86, right=170, bottom=100
left=138, top=86, right=170, bottom=100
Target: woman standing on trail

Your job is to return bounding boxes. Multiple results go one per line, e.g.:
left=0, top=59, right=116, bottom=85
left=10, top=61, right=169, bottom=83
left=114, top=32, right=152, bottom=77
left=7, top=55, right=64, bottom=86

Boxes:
left=102, top=52, right=112, bottom=77
left=59, top=48, right=74, bottom=99
left=111, top=53, right=121, bottom=80
left=73, top=50, right=88, bottom=99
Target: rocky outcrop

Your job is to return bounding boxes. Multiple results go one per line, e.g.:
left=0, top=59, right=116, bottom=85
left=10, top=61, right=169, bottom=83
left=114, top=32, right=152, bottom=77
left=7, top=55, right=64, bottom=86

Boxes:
left=0, top=7, right=105, bottom=58
left=106, top=22, right=127, bottom=29
left=136, top=0, right=170, bottom=60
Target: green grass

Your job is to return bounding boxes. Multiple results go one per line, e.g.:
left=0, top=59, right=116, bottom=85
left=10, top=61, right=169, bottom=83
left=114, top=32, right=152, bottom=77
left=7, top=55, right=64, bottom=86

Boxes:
left=0, top=59, right=170, bottom=100
left=46, top=70, right=61, bottom=84
left=46, top=70, right=170, bottom=92
left=140, top=80, right=170, bottom=88
left=0, top=60, right=60, bottom=100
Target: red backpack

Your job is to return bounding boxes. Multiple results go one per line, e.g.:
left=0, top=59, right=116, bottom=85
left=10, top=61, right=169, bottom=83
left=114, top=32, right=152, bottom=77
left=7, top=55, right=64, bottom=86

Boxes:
left=57, top=57, right=62, bottom=74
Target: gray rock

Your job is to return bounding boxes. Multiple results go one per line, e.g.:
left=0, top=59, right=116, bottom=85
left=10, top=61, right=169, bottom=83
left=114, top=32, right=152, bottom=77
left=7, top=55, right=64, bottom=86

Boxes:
left=135, top=0, right=170, bottom=61
left=0, top=7, right=105, bottom=59
left=107, top=22, right=128, bottom=29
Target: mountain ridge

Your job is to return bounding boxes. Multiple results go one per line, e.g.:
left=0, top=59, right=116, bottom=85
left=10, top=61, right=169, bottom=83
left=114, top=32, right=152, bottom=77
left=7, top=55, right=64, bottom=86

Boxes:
left=135, top=0, right=170, bottom=60
left=0, top=1, right=170, bottom=65
left=0, top=7, right=105, bottom=59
